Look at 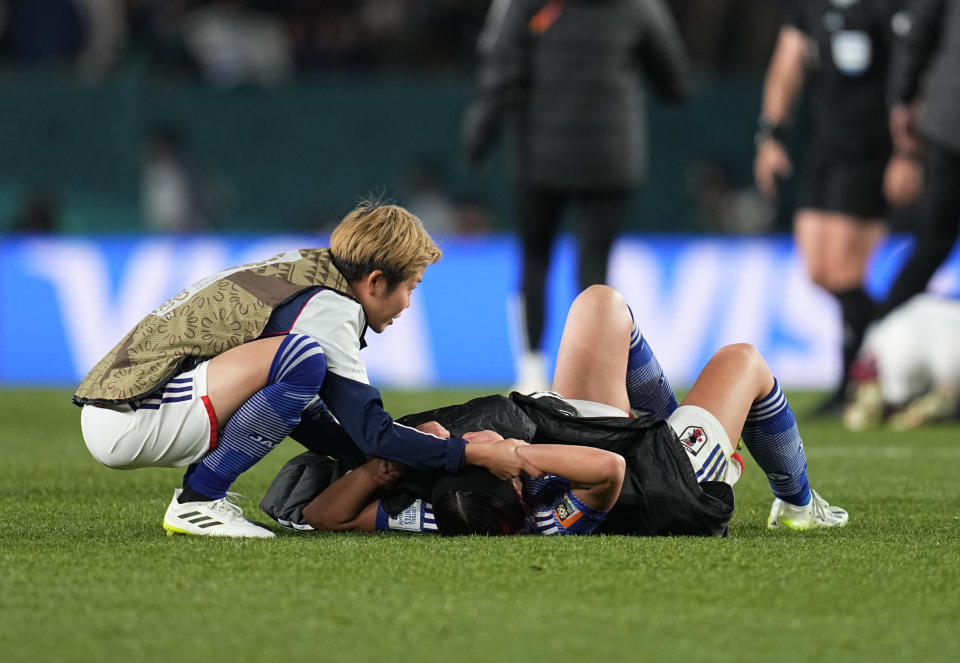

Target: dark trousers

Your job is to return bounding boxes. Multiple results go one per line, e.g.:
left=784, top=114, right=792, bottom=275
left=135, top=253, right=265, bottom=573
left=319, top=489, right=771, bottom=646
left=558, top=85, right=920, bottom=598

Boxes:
left=518, top=184, right=631, bottom=350
left=879, top=142, right=960, bottom=318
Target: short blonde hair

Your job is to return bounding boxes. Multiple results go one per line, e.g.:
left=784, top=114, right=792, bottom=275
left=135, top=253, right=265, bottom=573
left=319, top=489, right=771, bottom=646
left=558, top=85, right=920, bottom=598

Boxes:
left=330, top=201, right=442, bottom=288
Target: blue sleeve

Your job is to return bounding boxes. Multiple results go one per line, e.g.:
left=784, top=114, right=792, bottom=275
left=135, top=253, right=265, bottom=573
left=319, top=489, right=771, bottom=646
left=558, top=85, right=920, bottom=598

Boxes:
left=319, top=371, right=467, bottom=472
left=525, top=476, right=608, bottom=536
left=375, top=503, right=389, bottom=531
left=552, top=491, right=609, bottom=535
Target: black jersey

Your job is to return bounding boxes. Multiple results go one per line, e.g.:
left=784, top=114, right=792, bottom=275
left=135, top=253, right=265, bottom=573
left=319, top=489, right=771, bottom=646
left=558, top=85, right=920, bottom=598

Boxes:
left=787, top=0, right=903, bottom=158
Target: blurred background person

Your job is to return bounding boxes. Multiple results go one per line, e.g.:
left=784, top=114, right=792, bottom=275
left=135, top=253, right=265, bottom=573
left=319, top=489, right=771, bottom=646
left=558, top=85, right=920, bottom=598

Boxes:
left=753, top=0, right=914, bottom=416
left=462, top=0, right=690, bottom=392
left=871, top=0, right=960, bottom=324
left=140, top=123, right=206, bottom=232
left=686, top=156, right=775, bottom=234
left=403, top=159, right=459, bottom=236
left=8, top=185, right=60, bottom=233
left=0, top=0, right=126, bottom=80
left=140, top=122, right=233, bottom=233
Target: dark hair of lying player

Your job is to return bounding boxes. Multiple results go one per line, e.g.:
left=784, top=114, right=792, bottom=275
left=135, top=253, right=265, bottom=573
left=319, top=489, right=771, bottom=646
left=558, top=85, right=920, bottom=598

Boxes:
left=430, top=467, right=528, bottom=536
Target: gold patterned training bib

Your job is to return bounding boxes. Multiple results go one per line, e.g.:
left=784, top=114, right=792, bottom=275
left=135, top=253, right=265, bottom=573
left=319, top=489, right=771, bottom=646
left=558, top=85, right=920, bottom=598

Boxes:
left=74, top=248, right=351, bottom=405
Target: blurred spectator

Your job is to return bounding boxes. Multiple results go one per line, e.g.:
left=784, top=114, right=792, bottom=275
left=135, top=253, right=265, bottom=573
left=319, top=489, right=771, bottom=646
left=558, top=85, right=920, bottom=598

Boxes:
left=181, top=3, right=292, bottom=88
left=74, top=0, right=128, bottom=81
left=9, top=186, right=60, bottom=233
left=687, top=157, right=775, bottom=234
left=462, top=0, right=689, bottom=392
left=452, top=196, right=492, bottom=236
left=404, top=160, right=458, bottom=235
left=0, top=0, right=126, bottom=79
left=753, top=0, right=910, bottom=415
left=140, top=123, right=233, bottom=232
left=0, top=0, right=87, bottom=65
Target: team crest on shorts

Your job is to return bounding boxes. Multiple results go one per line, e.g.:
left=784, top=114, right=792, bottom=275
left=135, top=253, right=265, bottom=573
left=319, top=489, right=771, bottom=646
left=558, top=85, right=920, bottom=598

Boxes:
left=679, top=426, right=708, bottom=455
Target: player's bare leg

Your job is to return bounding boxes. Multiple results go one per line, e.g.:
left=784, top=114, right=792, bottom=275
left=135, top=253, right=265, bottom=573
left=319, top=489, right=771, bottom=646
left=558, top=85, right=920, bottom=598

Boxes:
left=686, top=343, right=847, bottom=530
left=206, top=336, right=286, bottom=428
left=679, top=344, right=773, bottom=444
left=553, top=285, right=632, bottom=412
left=168, top=334, right=327, bottom=538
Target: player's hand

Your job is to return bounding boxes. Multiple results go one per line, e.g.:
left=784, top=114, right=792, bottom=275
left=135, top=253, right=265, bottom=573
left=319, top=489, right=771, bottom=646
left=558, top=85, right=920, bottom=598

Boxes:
left=884, top=154, right=923, bottom=207
left=415, top=420, right=450, bottom=438
left=463, top=430, right=504, bottom=445
left=366, top=458, right=407, bottom=487
left=754, top=139, right=792, bottom=199
left=464, top=438, right=543, bottom=480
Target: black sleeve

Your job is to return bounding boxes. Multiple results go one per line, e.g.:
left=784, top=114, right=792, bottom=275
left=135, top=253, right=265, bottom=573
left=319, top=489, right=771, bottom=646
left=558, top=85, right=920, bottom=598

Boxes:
left=635, top=0, right=691, bottom=102
left=781, top=0, right=809, bottom=32
left=888, top=0, right=947, bottom=104
left=461, top=0, right=534, bottom=166
left=289, top=399, right=367, bottom=469
left=319, top=372, right=467, bottom=472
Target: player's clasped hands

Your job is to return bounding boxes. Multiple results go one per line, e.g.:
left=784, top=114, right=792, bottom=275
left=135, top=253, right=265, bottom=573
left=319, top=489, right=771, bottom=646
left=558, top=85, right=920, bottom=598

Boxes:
left=417, top=422, right=541, bottom=479
left=368, top=458, right=407, bottom=487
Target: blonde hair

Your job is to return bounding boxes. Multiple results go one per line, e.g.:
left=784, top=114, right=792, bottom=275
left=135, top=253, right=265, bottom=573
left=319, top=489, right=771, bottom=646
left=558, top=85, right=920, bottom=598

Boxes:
left=330, top=201, right=442, bottom=289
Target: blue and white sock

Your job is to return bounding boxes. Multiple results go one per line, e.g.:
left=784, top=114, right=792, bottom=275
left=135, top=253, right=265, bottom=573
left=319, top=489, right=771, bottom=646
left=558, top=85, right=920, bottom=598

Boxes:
left=741, top=378, right=811, bottom=506
left=625, top=310, right=678, bottom=418
left=186, top=334, right=327, bottom=500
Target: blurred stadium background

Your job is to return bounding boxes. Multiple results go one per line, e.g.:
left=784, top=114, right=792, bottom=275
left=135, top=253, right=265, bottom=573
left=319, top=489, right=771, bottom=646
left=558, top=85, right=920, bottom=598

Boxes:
left=1, top=0, right=959, bottom=391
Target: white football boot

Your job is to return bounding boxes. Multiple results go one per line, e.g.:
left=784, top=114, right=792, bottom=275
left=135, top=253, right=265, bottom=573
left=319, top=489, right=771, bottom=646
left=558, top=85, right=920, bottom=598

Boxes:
left=767, top=490, right=849, bottom=530
left=163, top=489, right=275, bottom=538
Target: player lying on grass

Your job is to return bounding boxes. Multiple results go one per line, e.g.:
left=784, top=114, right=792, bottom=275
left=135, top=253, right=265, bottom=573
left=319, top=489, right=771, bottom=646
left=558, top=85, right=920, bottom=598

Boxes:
left=300, top=435, right=625, bottom=536
left=75, top=201, right=535, bottom=539
left=264, top=285, right=849, bottom=535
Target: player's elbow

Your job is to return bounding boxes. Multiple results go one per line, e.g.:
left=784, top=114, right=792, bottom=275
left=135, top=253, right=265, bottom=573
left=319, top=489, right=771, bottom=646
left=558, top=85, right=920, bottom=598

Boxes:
left=596, top=453, right=626, bottom=511
left=302, top=501, right=348, bottom=532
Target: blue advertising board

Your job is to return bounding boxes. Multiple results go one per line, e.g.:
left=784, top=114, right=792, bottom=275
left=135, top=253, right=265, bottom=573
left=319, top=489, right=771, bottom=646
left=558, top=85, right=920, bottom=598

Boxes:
left=1, top=233, right=957, bottom=389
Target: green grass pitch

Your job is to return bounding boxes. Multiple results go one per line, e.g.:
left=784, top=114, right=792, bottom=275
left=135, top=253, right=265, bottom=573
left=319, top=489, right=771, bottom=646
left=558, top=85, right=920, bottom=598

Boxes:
left=1, top=388, right=958, bottom=663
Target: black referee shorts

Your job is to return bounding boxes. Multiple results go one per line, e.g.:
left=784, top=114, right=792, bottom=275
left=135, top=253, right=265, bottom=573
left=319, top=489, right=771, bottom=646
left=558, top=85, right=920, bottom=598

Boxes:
left=799, top=150, right=889, bottom=219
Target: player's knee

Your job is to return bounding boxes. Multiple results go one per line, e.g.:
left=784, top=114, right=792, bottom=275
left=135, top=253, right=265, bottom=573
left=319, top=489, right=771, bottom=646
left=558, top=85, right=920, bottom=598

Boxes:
left=271, top=333, right=327, bottom=388
left=571, top=285, right=628, bottom=320
left=570, top=285, right=632, bottom=338
left=716, top=343, right=766, bottom=373
left=576, top=284, right=619, bottom=303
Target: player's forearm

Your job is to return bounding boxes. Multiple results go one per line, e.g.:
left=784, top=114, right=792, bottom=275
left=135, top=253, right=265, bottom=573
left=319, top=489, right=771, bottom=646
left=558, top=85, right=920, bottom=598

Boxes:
left=518, top=444, right=625, bottom=511
left=302, top=462, right=380, bottom=531
left=517, top=444, right=624, bottom=488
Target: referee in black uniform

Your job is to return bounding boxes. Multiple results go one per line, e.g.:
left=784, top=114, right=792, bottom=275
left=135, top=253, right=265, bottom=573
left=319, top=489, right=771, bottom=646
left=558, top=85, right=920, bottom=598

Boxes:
left=754, top=0, right=913, bottom=415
